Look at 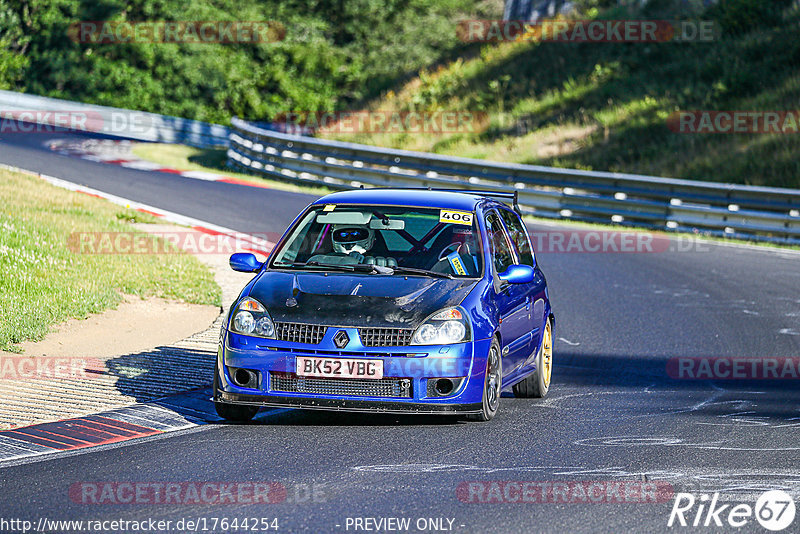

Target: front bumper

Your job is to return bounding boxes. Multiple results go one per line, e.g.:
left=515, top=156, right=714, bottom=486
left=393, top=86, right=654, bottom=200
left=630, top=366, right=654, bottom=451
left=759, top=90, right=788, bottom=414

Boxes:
left=214, top=391, right=483, bottom=414
left=214, top=329, right=491, bottom=414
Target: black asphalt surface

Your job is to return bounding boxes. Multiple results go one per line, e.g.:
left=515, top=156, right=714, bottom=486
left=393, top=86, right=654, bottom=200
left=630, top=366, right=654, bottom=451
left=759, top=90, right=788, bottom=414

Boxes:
left=1, top=132, right=799, bottom=534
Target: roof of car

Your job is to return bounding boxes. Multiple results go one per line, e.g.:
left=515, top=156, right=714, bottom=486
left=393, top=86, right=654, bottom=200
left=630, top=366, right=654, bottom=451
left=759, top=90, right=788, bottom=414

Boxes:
left=312, top=188, right=501, bottom=212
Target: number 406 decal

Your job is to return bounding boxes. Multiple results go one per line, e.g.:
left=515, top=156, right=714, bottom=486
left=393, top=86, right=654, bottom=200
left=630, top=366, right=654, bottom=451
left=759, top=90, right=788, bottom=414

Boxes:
left=440, top=210, right=474, bottom=226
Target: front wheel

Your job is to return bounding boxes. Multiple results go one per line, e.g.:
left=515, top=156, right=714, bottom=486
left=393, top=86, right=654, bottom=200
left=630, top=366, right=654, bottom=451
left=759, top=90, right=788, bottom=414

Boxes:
left=467, top=338, right=502, bottom=422
left=513, top=317, right=553, bottom=399
left=213, top=370, right=259, bottom=422
left=214, top=402, right=259, bottom=422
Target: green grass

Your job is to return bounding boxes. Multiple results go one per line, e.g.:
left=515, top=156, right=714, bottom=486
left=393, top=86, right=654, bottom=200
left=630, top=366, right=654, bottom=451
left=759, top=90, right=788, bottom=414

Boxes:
left=0, top=168, right=221, bottom=352
left=130, top=143, right=331, bottom=196
left=322, top=3, right=800, bottom=189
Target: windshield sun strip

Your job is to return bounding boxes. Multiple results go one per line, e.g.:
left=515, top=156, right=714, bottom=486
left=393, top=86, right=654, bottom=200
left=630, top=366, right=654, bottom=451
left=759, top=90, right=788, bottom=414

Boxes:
left=268, top=203, right=484, bottom=276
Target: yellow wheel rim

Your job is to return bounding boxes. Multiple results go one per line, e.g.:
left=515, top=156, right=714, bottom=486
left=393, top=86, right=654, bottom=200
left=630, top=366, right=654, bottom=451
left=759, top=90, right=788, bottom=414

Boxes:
left=542, top=321, right=553, bottom=387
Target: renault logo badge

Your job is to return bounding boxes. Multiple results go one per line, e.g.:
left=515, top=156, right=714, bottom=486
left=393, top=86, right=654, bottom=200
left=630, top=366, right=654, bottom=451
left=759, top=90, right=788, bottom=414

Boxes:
left=333, top=330, right=350, bottom=349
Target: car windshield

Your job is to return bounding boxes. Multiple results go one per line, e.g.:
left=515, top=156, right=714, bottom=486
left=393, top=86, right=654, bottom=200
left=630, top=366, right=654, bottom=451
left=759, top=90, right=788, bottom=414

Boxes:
left=271, top=205, right=482, bottom=278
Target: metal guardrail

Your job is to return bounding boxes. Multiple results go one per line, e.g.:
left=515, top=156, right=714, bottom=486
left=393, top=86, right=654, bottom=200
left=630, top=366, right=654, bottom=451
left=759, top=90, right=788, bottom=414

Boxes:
left=229, top=117, right=800, bottom=245
left=2, top=89, right=795, bottom=245
left=0, top=90, right=228, bottom=148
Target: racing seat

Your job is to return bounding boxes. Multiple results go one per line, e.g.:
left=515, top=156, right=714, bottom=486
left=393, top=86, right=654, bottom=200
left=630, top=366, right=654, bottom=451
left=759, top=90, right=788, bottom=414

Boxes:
left=427, top=226, right=480, bottom=276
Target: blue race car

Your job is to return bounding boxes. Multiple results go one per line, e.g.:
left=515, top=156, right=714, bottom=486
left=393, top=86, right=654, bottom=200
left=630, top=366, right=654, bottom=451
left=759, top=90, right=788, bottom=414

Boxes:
left=213, top=188, right=554, bottom=421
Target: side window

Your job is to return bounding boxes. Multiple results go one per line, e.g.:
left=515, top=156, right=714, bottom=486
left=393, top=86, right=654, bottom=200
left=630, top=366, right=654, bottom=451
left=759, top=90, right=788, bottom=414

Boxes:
left=486, top=212, right=515, bottom=275
left=499, top=209, right=534, bottom=267
left=273, top=210, right=319, bottom=265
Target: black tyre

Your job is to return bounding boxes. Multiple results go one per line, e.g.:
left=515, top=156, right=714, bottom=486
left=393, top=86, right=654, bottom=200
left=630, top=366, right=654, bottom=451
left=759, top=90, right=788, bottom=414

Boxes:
left=213, top=370, right=259, bottom=421
left=468, top=338, right=502, bottom=421
left=513, top=318, right=553, bottom=399
left=214, top=401, right=259, bottom=422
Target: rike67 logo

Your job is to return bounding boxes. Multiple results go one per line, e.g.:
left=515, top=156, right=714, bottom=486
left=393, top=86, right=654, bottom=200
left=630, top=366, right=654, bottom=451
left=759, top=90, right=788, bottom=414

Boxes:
left=668, top=490, right=796, bottom=531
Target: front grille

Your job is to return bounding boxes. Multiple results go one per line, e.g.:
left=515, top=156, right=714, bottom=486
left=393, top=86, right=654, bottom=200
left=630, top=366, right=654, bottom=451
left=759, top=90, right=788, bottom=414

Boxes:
left=270, top=372, right=412, bottom=398
left=358, top=327, right=414, bottom=347
left=275, top=322, right=327, bottom=344
left=284, top=348, right=426, bottom=358
left=272, top=323, right=414, bottom=347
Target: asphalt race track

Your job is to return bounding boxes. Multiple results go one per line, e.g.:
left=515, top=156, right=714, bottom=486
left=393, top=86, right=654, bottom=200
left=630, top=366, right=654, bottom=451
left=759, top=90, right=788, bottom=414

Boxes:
left=1, top=132, right=799, bottom=533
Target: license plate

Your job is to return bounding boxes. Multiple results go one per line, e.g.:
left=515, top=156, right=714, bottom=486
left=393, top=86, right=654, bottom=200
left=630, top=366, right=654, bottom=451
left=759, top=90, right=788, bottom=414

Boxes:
left=296, top=356, right=383, bottom=379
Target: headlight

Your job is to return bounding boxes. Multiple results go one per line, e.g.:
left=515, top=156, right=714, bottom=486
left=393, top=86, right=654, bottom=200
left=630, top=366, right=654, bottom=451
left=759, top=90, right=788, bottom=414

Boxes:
left=411, top=308, right=470, bottom=345
left=230, top=297, right=275, bottom=338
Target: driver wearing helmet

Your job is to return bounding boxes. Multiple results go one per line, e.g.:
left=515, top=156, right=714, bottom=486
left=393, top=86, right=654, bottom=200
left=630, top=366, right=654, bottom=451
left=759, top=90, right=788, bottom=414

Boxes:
left=332, top=226, right=375, bottom=256
left=308, top=225, right=398, bottom=267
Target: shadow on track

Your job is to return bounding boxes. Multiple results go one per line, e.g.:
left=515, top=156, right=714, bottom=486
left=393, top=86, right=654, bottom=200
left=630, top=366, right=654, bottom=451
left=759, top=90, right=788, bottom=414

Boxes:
left=555, top=350, right=800, bottom=392
left=103, top=345, right=216, bottom=404
left=102, top=347, right=799, bottom=428
left=245, top=409, right=466, bottom=427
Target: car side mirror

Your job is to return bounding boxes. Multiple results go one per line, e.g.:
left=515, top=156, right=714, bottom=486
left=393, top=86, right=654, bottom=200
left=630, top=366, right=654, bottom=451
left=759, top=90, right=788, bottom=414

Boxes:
left=499, top=264, right=535, bottom=284
left=230, top=253, right=262, bottom=273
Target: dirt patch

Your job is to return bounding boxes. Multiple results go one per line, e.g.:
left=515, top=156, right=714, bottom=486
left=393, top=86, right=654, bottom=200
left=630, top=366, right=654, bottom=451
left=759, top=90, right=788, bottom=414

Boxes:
left=6, top=295, right=220, bottom=358
left=535, top=124, right=597, bottom=158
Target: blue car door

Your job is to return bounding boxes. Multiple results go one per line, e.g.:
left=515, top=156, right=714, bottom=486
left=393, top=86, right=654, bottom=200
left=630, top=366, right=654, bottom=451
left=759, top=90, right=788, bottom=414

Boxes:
left=498, top=208, right=548, bottom=366
left=485, top=211, right=530, bottom=376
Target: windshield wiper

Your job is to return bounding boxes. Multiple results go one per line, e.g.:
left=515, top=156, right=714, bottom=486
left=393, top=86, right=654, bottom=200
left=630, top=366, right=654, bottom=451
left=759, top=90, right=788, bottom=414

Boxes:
left=280, top=261, right=392, bottom=274
left=388, top=266, right=453, bottom=279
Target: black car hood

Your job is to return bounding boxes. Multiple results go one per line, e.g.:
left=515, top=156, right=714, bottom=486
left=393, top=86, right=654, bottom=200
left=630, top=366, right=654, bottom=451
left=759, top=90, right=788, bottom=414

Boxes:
left=248, top=271, right=477, bottom=328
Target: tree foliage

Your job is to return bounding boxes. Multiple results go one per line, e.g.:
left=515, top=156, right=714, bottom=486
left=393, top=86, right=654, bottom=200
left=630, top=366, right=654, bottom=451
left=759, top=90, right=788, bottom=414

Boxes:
left=0, top=0, right=491, bottom=122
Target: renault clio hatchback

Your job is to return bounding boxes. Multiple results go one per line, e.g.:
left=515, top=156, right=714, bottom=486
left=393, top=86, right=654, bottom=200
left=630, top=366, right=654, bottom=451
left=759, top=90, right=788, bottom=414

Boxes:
left=214, top=188, right=554, bottom=422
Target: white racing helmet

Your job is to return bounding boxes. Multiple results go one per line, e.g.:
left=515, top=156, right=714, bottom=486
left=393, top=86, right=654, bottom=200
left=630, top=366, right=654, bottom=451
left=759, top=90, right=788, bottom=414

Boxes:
left=332, top=225, right=375, bottom=255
